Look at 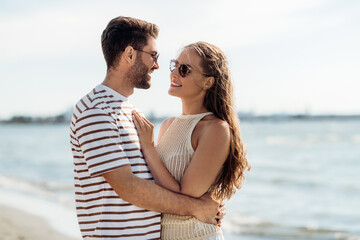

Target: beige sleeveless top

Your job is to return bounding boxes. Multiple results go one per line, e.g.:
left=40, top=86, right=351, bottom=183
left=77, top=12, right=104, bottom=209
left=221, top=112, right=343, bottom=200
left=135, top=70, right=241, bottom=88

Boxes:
left=156, top=112, right=223, bottom=240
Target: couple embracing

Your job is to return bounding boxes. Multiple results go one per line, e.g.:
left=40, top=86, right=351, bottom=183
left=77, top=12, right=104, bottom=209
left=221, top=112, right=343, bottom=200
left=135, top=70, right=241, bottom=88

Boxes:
left=70, top=16, right=249, bottom=240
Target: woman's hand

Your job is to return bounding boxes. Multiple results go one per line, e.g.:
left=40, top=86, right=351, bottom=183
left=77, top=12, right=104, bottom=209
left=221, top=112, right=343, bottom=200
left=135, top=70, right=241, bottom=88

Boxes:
left=131, top=110, right=154, bottom=149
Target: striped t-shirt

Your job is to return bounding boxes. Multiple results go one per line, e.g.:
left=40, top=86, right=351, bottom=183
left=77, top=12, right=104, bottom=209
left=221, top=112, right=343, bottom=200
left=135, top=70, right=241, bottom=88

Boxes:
left=70, top=84, right=161, bottom=240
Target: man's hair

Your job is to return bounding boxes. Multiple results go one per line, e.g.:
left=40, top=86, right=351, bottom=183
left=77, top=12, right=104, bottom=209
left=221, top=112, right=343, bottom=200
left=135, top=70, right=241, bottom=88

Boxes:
left=101, top=16, right=159, bottom=69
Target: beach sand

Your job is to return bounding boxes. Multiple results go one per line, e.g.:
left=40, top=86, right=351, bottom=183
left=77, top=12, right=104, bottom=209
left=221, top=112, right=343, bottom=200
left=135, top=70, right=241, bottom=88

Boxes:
left=0, top=205, right=80, bottom=240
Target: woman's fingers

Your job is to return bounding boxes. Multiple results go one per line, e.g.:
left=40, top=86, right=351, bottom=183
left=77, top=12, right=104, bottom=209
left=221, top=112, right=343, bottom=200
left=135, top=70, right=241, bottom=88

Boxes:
left=132, top=113, right=139, bottom=127
left=142, top=115, right=152, bottom=125
left=132, top=111, right=153, bottom=130
left=132, top=112, right=142, bottom=129
left=132, top=111, right=145, bottom=128
left=131, top=111, right=155, bottom=147
left=132, top=111, right=146, bottom=124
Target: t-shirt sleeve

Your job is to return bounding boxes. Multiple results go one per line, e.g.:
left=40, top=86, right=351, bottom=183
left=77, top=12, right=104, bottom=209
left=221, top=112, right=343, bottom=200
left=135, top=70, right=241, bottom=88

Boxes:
left=74, top=108, right=130, bottom=177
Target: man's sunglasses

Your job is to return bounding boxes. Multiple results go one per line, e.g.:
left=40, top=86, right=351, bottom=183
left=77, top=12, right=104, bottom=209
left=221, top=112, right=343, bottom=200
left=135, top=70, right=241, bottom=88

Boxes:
left=169, top=59, right=210, bottom=78
left=134, top=49, right=159, bottom=62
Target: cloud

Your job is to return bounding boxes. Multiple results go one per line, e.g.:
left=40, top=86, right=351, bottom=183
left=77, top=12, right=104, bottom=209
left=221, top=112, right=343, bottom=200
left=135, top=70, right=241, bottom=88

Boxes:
left=0, top=0, right=342, bottom=62
left=0, top=7, right=104, bottom=62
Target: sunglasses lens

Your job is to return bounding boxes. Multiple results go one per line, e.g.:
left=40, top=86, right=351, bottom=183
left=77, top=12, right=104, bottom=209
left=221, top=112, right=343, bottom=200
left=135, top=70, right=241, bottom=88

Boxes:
left=169, top=61, right=176, bottom=72
left=179, top=65, right=190, bottom=77
left=169, top=60, right=190, bottom=77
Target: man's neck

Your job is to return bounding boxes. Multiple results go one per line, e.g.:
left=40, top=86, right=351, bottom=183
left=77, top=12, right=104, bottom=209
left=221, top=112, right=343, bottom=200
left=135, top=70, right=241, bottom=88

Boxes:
left=102, top=70, right=134, bottom=97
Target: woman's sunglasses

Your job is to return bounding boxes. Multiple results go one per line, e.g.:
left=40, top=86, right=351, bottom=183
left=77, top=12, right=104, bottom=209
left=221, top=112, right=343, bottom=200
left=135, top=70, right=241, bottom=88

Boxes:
left=169, top=59, right=210, bottom=78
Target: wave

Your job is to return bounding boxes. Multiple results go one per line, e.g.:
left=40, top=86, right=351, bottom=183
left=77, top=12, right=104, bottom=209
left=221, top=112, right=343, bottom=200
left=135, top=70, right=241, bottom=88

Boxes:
left=222, top=214, right=360, bottom=240
left=0, top=174, right=74, bottom=208
left=265, top=133, right=346, bottom=146
left=265, top=133, right=360, bottom=147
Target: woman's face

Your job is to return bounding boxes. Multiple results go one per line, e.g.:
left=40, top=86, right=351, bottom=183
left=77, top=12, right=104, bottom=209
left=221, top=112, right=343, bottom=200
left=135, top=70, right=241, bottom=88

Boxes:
left=168, top=49, right=208, bottom=99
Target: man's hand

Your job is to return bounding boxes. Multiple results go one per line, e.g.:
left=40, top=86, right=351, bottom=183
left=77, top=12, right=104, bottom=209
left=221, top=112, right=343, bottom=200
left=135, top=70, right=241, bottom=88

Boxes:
left=193, top=192, right=225, bottom=226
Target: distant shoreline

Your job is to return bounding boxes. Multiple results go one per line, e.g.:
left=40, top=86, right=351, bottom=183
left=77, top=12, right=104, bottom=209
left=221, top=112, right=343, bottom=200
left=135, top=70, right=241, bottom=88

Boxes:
left=238, top=114, right=360, bottom=122
left=1, top=113, right=360, bottom=125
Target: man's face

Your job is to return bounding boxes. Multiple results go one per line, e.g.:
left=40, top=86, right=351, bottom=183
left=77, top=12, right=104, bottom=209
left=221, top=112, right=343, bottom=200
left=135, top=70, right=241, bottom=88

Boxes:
left=128, top=37, right=159, bottom=89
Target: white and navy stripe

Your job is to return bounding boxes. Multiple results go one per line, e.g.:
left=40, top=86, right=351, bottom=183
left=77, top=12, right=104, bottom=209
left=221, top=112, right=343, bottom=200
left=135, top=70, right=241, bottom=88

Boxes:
left=70, top=85, right=161, bottom=239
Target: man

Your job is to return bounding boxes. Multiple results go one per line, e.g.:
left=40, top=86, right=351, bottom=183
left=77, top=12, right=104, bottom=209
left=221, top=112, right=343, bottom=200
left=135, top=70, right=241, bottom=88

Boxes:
left=70, top=16, right=221, bottom=239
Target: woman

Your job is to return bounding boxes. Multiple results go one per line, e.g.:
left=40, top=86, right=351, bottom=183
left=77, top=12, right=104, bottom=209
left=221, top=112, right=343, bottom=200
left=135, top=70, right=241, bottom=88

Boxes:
left=132, top=41, right=250, bottom=239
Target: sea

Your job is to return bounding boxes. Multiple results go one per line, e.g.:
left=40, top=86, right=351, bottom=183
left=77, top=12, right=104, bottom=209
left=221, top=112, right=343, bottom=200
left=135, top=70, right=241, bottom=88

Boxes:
left=0, top=119, right=359, bottom=240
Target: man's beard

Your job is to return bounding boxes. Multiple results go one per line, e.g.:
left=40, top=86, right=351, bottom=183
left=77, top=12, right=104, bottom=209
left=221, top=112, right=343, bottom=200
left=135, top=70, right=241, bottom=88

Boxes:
left=127, top=57, right=151, bottom=89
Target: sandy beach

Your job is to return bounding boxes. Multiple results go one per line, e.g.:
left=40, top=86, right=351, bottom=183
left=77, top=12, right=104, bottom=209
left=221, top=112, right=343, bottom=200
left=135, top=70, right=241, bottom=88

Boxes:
left=0, top=205, right=80, bottom=240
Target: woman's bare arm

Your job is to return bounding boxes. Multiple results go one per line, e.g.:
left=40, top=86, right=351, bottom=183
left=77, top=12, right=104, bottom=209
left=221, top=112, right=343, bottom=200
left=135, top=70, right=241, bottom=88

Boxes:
left=132, top=111, right=230, bottom=198
left=132, top=111, right=181, bottom=192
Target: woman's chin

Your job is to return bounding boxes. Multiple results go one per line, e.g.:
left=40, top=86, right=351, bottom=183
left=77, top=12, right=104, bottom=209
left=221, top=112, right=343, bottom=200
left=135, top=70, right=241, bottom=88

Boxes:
left=168, top=89, right=178, bottom=97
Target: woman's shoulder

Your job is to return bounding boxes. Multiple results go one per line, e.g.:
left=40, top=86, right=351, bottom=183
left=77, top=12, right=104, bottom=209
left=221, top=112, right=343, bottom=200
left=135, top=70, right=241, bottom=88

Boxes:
left=198, top=115, right=230, bottom=140
left=192, top=115, right=230, bottom=151
left=202, top=115, right=229, bottom=131
left=160, top=117, right=176, bottom=129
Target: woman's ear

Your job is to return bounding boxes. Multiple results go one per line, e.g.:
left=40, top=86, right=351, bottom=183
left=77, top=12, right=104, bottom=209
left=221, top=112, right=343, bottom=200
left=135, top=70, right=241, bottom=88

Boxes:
left=204, top=76, right=215, bottom=90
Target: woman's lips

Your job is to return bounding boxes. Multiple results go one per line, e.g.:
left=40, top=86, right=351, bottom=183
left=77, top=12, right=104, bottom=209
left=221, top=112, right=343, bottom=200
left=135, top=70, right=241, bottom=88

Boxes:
left=171, top=81, right=182, bottom=87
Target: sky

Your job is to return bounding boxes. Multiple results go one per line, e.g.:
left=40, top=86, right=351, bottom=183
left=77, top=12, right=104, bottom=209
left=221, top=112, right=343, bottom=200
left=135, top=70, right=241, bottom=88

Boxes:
left=0, top=0, right=359, bottom=119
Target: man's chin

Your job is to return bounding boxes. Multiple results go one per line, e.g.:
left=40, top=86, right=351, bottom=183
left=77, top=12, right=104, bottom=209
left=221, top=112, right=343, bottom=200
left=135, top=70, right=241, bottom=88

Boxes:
left=138, top=85, right=151, bottom=90
left=135, top=82, right=151, bottom=89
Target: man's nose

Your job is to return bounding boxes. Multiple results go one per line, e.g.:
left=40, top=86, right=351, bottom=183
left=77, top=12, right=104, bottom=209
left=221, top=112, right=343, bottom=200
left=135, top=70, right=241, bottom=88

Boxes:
left=153, top=60, right=159, bottom=69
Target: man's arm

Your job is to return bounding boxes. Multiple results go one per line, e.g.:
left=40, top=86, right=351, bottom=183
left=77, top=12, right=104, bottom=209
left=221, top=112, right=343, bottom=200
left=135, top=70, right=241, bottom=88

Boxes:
left=73, top=107, right=220, bottom=225
left=103, top=164, right=220, bottom=225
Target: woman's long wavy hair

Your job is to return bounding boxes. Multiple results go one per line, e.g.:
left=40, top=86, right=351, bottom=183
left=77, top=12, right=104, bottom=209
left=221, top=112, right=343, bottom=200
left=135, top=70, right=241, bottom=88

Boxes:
left=184, top=42, right=250, bottom=201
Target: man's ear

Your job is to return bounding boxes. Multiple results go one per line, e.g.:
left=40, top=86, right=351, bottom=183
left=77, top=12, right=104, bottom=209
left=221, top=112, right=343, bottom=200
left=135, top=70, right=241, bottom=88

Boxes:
left=204, top=76, right=215, bottom=90
left=123, top=46, right=136, bottom=63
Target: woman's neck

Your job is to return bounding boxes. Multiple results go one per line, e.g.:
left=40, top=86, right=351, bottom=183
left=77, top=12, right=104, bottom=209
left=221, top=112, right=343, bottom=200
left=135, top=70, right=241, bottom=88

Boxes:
left=181, top=98, right=208, bottom=115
